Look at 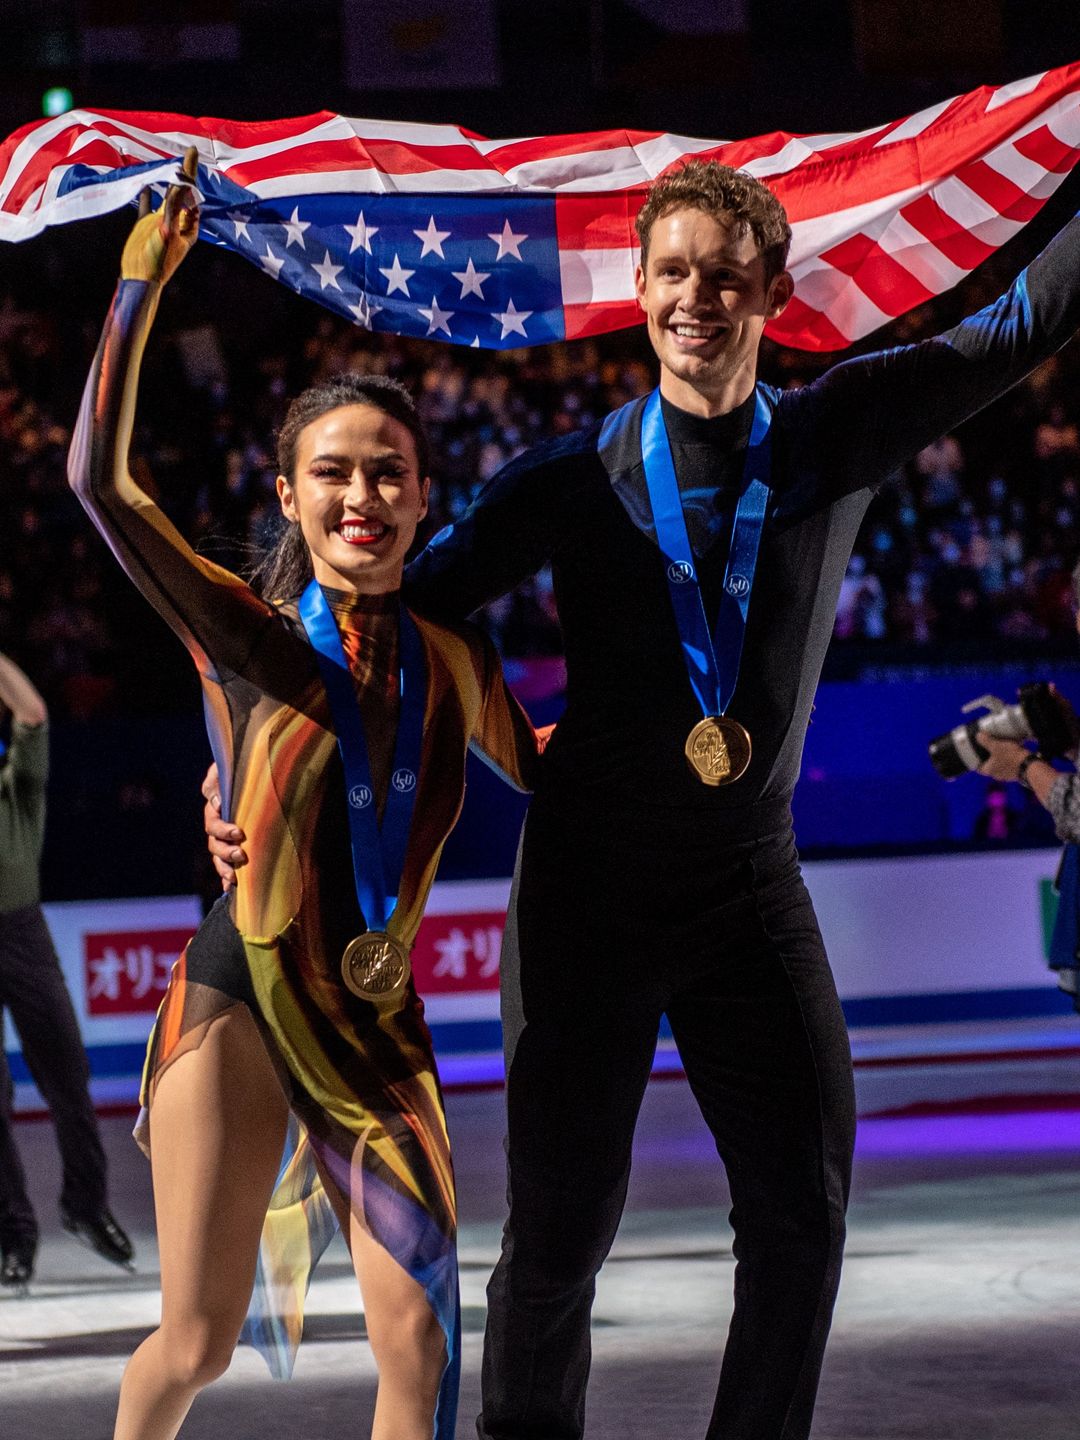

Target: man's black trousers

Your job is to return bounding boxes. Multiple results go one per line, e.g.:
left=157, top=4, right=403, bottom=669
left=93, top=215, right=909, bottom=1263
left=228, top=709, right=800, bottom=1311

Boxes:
left=0, top=904, right=108, bottom=1245
left=479, top=799, right=856, bottom=1440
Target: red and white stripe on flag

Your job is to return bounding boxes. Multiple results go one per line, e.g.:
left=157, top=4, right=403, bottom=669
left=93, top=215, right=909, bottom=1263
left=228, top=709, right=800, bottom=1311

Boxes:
left=2, top=61, right=1079, bottom=351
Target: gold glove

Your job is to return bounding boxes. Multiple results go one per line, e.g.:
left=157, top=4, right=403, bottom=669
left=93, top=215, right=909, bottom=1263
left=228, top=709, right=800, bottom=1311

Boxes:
left=120, top=145, right=200, bottom=286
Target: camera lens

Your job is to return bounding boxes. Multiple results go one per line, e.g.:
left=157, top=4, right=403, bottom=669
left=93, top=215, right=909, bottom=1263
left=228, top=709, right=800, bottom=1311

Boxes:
left=928, top=722, right=988, bottom=778
left=929, top=732, right=967, bottom=778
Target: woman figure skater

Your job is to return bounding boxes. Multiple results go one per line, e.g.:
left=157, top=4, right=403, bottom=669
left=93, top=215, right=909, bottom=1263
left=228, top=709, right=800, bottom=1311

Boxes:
left=68, top=162, right=541, bottom=1440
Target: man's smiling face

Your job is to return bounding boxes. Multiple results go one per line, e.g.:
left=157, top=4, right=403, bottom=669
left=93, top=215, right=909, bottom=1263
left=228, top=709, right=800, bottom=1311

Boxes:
left=634, top=206, right=792, bottom=417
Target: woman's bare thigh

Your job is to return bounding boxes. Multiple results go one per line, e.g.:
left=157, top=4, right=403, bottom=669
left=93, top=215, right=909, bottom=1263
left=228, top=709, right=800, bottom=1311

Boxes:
left=148, top=1003, right=290, bottom=1335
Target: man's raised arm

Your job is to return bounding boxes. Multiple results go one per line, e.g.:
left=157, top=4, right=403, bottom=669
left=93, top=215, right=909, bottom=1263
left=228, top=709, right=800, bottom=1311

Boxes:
left=787, top=208, right=1080, bottom=503
left=403, top=431, right=590, bottom=620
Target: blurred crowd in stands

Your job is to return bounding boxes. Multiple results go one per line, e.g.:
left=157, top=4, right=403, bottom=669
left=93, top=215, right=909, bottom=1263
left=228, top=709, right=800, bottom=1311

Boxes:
left=2, top=230, right=1080, bottom=723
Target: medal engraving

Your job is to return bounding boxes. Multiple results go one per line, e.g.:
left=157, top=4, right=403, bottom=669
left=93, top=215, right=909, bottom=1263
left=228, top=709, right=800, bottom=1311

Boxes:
left=341, top=932, right=411, bottom=1001
left=685, top=716, right=752, bottom=786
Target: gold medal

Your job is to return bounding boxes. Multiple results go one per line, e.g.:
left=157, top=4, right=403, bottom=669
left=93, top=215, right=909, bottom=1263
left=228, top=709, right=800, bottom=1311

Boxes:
left=341, top=931, right=411, bottom=1001
left=685, top=716, right=752, bottom=786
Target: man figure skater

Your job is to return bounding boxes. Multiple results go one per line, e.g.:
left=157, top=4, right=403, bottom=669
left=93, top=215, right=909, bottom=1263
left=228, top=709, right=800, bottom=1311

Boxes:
left=208, top=160, right=1080, bottom=1438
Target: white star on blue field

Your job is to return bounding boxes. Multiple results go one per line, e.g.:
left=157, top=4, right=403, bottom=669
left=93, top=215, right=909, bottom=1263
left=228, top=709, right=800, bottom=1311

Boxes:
left=192, top=175, right=565, bottom=348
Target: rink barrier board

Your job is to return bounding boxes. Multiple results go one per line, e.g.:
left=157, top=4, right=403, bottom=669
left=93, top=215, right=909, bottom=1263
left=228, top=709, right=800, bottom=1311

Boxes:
left=7, top=849, right=1079, bottom=1114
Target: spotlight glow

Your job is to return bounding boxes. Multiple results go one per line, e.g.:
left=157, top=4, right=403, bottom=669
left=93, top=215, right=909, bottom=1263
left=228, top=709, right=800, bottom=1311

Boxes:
left=42, top=88, right=74, bottom=119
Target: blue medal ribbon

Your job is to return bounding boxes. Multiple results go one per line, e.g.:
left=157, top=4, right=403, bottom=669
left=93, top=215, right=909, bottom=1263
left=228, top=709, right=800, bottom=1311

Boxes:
left=298, top=580, right=426, bottom=933
left=640, top=386, right=773, bottom=720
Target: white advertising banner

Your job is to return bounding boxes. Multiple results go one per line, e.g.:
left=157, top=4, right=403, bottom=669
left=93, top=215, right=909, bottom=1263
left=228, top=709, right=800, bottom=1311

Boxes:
left=7, top=849, right=1076, bottom=1112
left=812, top=848, right=1059, bottom=999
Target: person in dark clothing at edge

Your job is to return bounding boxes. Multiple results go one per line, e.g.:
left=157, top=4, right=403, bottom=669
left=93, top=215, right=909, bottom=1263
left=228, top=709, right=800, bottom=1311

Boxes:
left=0, top=650, right=134, bottom=1291
left=205, top=161, right=1080, bottom=1439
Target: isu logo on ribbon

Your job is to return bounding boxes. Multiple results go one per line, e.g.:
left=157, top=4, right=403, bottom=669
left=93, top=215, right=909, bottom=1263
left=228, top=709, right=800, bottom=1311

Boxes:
left=391, top=768, right=417, bottom=793
left=667, top=560, right=695, bottom=585
left=348, top=784, right=373, bottom=809
left=726, top=573, right=750, bottom=598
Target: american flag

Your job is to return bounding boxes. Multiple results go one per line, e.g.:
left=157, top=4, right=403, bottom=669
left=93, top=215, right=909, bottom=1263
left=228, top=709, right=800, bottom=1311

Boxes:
left=2, top=61, right=1079, bottom=352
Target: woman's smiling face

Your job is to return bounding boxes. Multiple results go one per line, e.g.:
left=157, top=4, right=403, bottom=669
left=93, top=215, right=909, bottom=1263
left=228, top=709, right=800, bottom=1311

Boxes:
left=276, top=403, right=430, bottom=593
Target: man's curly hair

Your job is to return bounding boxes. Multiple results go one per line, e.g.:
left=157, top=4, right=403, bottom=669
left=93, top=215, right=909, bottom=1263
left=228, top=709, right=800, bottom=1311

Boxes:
left=636, top=160, right=792, bottom=283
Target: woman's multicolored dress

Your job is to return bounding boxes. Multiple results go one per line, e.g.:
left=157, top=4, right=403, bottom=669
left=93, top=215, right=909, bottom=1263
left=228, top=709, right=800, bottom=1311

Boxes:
left=69, top=277, right=540, bottom=1437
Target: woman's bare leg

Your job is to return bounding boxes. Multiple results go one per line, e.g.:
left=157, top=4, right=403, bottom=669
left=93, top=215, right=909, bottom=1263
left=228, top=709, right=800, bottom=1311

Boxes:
left=113, top=1006, right=289, bottom=1440
left=353, top=1219, right=449, bottom=1440
left=318, top=1165, right=449, bottom=1440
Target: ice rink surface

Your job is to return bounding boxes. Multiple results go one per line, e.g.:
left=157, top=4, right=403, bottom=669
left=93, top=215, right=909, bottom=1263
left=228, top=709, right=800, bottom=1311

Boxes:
left=2, top=1078, right=1079, bottom=1440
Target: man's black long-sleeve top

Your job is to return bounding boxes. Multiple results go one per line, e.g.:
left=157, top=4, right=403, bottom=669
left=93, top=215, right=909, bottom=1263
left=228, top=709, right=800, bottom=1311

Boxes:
left=405, top=214, right=1080, bottom=825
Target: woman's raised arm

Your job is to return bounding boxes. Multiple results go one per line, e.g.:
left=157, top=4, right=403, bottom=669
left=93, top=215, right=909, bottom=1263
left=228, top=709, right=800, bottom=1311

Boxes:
left=67, top=156, right=276, bottom=681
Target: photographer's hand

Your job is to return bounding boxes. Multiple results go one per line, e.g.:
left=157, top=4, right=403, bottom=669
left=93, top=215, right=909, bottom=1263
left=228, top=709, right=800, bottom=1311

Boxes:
left=975, top=736, right=1028, bottom=781
left=977, top=736, right=1058, bottom=807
